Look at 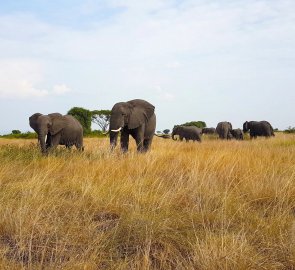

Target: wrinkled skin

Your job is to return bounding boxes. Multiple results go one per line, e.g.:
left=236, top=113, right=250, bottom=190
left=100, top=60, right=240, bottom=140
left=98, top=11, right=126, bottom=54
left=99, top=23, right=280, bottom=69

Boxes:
left=243, top=121, right=274, bottom=139
left=172, top=126, right=202, bottom=142
left=216, top=122, right=233, bottom=140
left=230, top=128, right=244, bottom=140
left=29, top=113, right=84, bottom=154
left=109, top=99, right=156, bottom=153
left=202, top=127, right=216, bottom=134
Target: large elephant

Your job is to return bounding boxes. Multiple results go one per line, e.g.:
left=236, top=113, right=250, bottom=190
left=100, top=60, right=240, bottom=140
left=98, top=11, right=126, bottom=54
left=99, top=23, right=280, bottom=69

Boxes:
left=243, top=121, right=274, bottom=139
left=202, top=127, right=216, bottom=134
left=216, top=122, right=232, bottom=139
left=29, top=113, right=84, bottom=153
left=230, top=128, right=244, bottom=140
left=109, top=99, right=156, bottom=152
left=172, top=126, right=202, bottom=142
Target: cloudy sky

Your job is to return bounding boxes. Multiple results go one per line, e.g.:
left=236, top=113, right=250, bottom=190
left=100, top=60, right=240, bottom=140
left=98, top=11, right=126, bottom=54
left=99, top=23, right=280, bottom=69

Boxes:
left=0, top=0, right=294, bottom=134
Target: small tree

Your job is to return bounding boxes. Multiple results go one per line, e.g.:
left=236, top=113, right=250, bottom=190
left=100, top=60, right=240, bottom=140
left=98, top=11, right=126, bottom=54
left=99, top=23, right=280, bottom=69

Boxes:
left=67, top=107, right=92, bottom=134
left=91, top=110, right=111, bottom=132
left=182, top=121, right=206, bottom=129
left=163, top=129, right=170, bottom=134
left=12, top=130, right=21, bottom=134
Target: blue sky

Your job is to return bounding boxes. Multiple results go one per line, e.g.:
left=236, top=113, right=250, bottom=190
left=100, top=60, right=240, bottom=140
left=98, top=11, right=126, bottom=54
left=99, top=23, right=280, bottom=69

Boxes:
left=0, top=0, right=294, bottom=134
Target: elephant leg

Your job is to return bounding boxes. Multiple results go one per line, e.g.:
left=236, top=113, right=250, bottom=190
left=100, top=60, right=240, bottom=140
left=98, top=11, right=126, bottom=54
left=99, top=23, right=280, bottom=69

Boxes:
left=143, top=138, right=152, bottom=152
left=75, top=143, right=84, bottom=151
left=120, top=131, right=129, bottom=153
left=50, top=133, right=61, bottom=150
left=180, top=136, right=183, bottom=141
left=131, top=127, right=145, bottom=152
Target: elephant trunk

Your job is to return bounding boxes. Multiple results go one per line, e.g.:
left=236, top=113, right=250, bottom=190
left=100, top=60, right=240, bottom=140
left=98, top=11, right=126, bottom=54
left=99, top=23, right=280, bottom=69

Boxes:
left=38, top=132, right=47, bottom=153
left=172, top=132, right=176, bottom=141
left=110, top=131, right=119, bottom=150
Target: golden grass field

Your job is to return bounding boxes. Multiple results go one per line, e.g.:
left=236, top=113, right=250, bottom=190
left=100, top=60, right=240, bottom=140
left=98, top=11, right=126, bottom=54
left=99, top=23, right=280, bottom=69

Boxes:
left=0, top=134, right=295, bottom=269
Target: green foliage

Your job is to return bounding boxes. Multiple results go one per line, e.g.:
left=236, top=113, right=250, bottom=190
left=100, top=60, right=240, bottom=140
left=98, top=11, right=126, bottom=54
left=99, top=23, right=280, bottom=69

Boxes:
left=163, top=129, right=170, bottom=134
left=91, top=110, right=111, bottom=132
left=181, top=121, right=207, bottom=128
left=12, top=130, right=21, bottom=134
left=284, top=126, right=295, bottom=133
left=67, top=107, right=92, bottom=134
left=0, top=132, right=37, bottom=139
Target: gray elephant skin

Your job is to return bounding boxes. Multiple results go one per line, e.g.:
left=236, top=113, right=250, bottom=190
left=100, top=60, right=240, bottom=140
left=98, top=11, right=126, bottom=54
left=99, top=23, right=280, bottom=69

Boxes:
left=216, top=122, right=233, bottom=139
left=172, top=126, right=202, bottom=142
left=230, top=128, right=244, bottom=140
left=29, top=113, right=84, bottom=153
left=202, top=127, right=216, bottom=134
left=243, top=121, right=274, bottom=139
left=109, top=99, right=156, bottom=152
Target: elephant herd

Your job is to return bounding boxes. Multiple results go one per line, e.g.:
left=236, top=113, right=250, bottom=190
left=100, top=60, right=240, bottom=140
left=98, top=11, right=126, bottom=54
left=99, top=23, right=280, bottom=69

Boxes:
left=29, top=99, right=275, bottom=154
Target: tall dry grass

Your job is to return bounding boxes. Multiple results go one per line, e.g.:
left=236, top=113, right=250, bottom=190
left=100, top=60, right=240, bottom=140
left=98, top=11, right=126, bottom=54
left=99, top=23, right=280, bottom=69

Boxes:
left=0, top=134, right=294, bottom=269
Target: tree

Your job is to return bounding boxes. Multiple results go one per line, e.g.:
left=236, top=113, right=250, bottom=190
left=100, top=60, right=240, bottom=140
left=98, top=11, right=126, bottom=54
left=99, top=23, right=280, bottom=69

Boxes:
left=91, top=110, right=111, bottom=132
left=67, top=107, right=92, bottom=134
left=163, top=129, right=170, bottom=134
left=12, top=130, right=21, bottom=134
left=182, top=121, right=206, bottom=129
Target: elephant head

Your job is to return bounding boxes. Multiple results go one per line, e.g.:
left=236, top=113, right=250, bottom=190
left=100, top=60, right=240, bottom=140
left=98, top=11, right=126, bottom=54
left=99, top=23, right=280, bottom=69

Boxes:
left=109, top=99, right=155, bottom=147
left=29, top=113, right=64, bottom=153
left=171, top=126, right=180, bottom=140
left=243, top=121, right=249, bottom=133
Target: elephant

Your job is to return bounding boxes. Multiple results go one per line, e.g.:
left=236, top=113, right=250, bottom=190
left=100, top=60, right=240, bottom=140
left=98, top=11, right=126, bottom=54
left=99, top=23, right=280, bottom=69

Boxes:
left=171, top=125, right=202, bottom=142
left=216, top=122, right=232, bottom=140
left=202, top=127, right=216, bottom=134
left=29, top=113, right=84, bottom=154
left=230, top=128, right=244, bottom=140
left=109, top=99, right=156, bottom=152
left=243, top=121, right=275, bottom=139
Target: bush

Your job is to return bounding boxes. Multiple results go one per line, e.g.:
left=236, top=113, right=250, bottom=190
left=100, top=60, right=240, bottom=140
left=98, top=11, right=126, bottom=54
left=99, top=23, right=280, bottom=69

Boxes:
left=12, top=130, right=21, bottom=134
left=181, top=121, right=207, bottom=129
left=0, top=132, right=37, bottom=139
left=284, top=126, right=295, bottom=134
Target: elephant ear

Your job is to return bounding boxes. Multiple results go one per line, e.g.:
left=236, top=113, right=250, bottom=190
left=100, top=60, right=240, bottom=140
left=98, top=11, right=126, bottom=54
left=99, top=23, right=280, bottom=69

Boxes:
left=29, top=113, right=42, bottom=132
left=128, top=99, right=155, bottom=129
left=49, top=114, right=65, bottom=135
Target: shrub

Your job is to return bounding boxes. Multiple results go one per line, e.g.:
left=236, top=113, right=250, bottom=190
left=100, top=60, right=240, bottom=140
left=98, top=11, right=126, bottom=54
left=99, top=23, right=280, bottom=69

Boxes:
left=180, top=121, right=207, bottom=129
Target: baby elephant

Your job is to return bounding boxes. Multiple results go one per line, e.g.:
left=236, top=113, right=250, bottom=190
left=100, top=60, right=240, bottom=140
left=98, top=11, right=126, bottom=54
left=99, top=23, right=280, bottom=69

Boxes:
left=29, top=113, right=84, bottom=154
left=172, top=125, right=202, bottom=142
left=230, top=128, right=244, bottom=140
left=202, top=127, right=216, bottom=134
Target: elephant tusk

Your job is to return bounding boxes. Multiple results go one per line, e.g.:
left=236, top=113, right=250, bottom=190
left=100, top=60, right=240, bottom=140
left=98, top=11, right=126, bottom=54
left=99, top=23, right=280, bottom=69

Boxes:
left=102, top=130, right=110, bottom=135
left=111, top=127, right=122, bottom=132
left=45, top=135, right=47, bottom=142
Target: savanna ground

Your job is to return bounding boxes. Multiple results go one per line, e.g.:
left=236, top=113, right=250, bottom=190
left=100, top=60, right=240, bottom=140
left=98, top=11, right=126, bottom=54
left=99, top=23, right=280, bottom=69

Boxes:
left=0, top=134, right=295, bottom=270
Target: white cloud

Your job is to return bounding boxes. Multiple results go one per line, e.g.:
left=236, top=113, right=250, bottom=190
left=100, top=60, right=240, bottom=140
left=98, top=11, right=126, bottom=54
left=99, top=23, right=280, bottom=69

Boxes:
left=52, top=84, right=71, bottom=95
left=0, top=59, right=71, bottom=99
left=155, top=85, right=175, bottom=101
left=166, top=61, right=181, bottom=69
